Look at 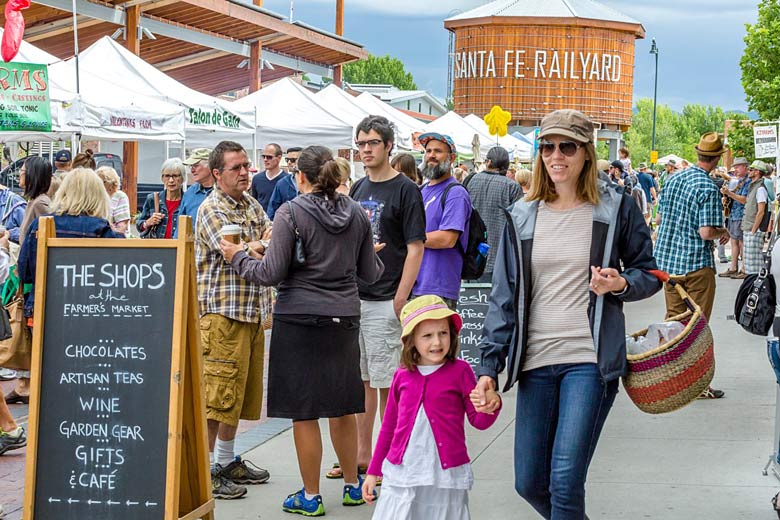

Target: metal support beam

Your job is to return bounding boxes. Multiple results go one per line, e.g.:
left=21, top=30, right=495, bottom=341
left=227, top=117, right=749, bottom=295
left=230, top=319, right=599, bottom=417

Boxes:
left=31, top=0, right=334, bottom=76
left=25, top=15, right=101, bottom=41
left=155, top=49, right=229, bottom=71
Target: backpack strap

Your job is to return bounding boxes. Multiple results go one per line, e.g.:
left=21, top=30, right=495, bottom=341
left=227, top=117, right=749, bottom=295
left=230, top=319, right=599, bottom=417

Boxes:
left=440, top=182, right=468, bottom=256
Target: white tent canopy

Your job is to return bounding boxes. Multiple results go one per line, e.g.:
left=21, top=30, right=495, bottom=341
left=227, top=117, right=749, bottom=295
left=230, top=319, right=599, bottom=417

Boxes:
left=657, top=154, right=686, bottom=166
left=315, top=84, right=372, bottom=128
left=0, top=28, right=81, bottom=143
left=425, top=111, right=509, bottom=160
left=233, top=78, right=354, bottom=151
left=352, top=92, right=424, bottom=150
left=76, top=37, right=254, bottom=147
left=463, top=114, right=532, bottom=160
left=48, top=59, right=186, bottom=141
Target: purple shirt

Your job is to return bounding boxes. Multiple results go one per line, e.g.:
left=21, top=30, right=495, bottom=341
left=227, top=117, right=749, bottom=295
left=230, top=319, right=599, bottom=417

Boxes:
left=367, top=359, right=501, bottom=477
left=414, top=177, right=471, bottom=300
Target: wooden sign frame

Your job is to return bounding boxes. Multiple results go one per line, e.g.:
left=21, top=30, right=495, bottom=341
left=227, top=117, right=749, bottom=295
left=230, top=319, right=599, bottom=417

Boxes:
left=23, top=216, right=214, bottom=520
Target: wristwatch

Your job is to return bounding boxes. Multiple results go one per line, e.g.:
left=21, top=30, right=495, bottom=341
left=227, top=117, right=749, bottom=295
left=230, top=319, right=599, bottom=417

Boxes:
left=242, top=242, right=251, bottom=254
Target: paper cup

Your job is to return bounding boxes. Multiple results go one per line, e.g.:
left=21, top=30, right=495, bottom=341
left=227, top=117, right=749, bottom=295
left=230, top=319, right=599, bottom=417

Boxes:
left=221, top=224, right=241, bottom=244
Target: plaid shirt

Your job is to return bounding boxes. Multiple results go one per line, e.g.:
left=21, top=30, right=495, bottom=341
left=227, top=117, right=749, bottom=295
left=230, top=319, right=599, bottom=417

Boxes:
left=465, top=172, right=523, bottom=272
left=196, top=186, right=272, bottom=323
left=655, top=165, right=723, bottom=275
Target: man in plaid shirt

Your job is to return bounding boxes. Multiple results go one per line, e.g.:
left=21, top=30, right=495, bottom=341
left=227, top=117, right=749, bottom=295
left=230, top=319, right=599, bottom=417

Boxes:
left=196, top=141, right=273, bottom=498
left=655, top=132, right=729, bottom=398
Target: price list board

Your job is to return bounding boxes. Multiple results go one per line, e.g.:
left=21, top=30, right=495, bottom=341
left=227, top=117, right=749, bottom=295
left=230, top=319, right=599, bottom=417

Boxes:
left=31, top=246, right=177, bottom=519
left=457, top=283, right=492, bottom=373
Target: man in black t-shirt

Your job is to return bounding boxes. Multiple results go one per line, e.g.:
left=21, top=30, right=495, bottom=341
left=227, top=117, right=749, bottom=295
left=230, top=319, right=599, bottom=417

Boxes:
left=345, top=115, right=426, bottom=476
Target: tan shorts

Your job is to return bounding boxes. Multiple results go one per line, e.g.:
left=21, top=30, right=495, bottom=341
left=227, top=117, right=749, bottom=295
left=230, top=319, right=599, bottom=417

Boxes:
left=359, top=299, right=402, bottom=389
left=200, top=313, right=264, bottom=427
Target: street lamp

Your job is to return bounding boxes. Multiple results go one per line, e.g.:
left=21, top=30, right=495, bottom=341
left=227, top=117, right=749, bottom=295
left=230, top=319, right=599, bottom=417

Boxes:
left=650, top=38, right=659, bottom=166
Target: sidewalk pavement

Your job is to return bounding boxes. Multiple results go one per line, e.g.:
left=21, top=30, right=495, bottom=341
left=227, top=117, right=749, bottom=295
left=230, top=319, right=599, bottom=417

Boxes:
left=217, top=274, right=780, bottom=520
left=3, top=271, right=778, bottom=519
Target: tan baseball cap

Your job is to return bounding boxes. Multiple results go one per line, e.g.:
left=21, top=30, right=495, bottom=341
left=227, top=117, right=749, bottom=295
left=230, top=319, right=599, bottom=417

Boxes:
left=183, top=148, right=211, bottom=165
left=538, top=109, right=594, bottom=144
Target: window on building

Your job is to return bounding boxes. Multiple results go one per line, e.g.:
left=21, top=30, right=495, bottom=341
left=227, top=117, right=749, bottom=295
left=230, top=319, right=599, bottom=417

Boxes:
left=407, top=100, right=410, bottom=110
left=418, top=103, right=422, bottom=112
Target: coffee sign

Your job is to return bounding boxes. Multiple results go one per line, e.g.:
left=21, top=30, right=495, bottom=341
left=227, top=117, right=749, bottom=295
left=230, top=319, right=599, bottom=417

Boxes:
left=0, top=62, right=52, bottom=132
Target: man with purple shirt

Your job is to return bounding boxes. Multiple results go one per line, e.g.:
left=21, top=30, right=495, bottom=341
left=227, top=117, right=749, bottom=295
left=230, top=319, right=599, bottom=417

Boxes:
left=413, top=132, right=471, bottom=310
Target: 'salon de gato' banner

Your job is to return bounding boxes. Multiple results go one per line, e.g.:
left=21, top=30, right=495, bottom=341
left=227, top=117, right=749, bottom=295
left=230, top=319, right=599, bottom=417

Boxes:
left=0, top=61, right=52, bottom=132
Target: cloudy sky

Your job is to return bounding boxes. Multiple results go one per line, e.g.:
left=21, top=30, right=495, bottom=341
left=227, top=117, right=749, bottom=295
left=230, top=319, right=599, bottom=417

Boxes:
left=261, top=0, right=758, bottom=111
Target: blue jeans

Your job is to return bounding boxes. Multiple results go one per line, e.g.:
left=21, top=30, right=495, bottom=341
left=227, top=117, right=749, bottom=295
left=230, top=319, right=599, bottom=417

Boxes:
left=514, top=363, right=618, bottom=520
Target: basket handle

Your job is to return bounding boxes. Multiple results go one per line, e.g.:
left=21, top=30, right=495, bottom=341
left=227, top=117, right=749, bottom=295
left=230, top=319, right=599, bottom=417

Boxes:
left=648, top=270, right=697, bottom=314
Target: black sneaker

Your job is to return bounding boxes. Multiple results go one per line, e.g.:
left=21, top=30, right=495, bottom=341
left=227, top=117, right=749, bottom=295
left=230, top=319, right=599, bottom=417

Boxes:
left=0, top=427, right=26, bottom=455
left=220, top=456, right=270, bottom=484
left=211, top=464, right=247, bottom=499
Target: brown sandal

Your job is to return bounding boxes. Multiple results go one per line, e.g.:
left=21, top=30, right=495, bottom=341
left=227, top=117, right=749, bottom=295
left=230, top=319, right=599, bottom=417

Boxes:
left=325, top=463, right=369, bottom=479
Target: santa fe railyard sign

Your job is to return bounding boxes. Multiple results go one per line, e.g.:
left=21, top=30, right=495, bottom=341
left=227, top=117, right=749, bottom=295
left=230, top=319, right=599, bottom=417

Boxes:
left=453, top=49, right=624, bottom=82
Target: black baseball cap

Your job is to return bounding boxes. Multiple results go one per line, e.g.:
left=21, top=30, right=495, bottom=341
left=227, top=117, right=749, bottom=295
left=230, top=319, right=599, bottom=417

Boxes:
left=54, top=150, right=72, bottom=163
left=610, top=160, right=624, bottom=172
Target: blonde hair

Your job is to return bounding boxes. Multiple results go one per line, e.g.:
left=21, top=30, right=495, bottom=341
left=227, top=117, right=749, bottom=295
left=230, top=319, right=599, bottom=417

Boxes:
left=51, top=168, right=110, bottom=219
left=334, top=157, right=351, bottom=184
left=515, top=168, right=532, bottom=187
left=95, top=166, right=120, bottom=189
left=525, top=143, right=600, bottom=205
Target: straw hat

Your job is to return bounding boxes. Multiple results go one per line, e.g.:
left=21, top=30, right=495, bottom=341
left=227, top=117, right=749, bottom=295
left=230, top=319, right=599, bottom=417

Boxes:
left=695, top=132, right=727, bottom=157
left=400, top=295, right=462, bottom=339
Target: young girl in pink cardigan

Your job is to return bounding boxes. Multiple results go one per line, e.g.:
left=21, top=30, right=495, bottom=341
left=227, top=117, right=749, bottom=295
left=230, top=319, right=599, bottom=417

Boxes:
left=361, top=295, right=502, bottom=519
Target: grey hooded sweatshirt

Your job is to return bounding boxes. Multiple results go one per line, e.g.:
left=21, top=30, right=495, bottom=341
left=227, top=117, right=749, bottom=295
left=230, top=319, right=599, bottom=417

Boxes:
left=230, top=192, right=384, bottom=317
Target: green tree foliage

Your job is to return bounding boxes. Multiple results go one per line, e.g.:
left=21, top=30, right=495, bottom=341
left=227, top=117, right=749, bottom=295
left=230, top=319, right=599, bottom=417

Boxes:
left=623, top=98, right=750, bottom=165
left=741, top=0, right=780, bottom=119
left=343, top=54, right=417, bottom=90
left=726, top=119, right=755, bottom=159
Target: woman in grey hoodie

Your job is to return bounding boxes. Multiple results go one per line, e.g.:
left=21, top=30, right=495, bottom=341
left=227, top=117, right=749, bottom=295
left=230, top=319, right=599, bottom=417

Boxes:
left=221, top=145, right=383, bottom=516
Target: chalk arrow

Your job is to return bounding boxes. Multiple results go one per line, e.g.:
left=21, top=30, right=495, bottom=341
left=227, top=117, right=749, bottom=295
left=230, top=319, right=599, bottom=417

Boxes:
left=145, top=501, right=158, bottom=507
left=107, top=500, right=120, bottom=505
left=126, top=500, right=139, bottom=506
left=48, top=497, right=61, bottom=503
left=87, top=499, right=101, bottom=505
left=67, top=498, right=80, bottom=504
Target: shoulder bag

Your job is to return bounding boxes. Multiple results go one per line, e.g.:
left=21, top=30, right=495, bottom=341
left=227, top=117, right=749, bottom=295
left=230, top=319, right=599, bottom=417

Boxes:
left=0, top=280, right=31, bottom=370
left=735, top=211, right=778, bottom=335
left=286, top=201, right=307, bottom=268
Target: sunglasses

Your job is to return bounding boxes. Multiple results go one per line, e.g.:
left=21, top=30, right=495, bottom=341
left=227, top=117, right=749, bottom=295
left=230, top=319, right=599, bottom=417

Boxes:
left=261, top=154, right=278, bottom=160
left=539, top=140, right=582, bottom=158
left=286, top=157, right=297, bottom=164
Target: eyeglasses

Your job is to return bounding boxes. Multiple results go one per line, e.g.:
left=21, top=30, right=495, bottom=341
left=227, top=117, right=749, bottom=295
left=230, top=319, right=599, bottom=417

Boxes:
left=539, top=140, right=582, bottom=158
left=162, top=174, right=182, bottom=180
left=355, top=139, right=384, bottom=148
left=261, top=154, right=278, bottom=160
left=223, top=162, right=251, bottom=173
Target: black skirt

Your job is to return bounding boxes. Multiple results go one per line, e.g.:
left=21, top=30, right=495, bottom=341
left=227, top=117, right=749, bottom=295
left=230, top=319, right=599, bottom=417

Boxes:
left=268, top=313, right=364, bottom=420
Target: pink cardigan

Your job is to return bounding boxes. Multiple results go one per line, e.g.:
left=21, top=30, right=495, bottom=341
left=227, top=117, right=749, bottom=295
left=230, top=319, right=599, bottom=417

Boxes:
left=367, top=359, right=501, bottom=477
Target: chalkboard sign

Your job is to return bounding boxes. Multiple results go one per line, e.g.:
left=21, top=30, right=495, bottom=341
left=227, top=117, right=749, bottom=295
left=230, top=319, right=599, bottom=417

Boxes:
left=457, top=283, right=491, bottom=373
left=32, top=247, right=176, bottom=519
left=25, top=217, right=214, bottom=520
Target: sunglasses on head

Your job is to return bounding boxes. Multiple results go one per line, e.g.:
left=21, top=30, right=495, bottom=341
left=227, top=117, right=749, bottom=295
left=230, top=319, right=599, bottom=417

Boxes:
left=539, top=140, right=582, bottom=158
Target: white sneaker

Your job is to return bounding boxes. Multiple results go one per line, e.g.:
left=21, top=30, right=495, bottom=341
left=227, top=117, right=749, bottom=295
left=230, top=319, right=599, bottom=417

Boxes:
left=0, top=369, right=16, bottom=381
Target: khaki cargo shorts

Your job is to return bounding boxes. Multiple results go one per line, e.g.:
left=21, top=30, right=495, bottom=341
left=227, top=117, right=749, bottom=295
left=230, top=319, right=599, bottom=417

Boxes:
left=359, top=299, right=402, bottom=389
left=200, top=313, right=264, bottom=427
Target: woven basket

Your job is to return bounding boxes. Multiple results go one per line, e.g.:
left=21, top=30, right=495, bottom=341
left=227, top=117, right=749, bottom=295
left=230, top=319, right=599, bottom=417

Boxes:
left=622, top=272, right=715, bottom=414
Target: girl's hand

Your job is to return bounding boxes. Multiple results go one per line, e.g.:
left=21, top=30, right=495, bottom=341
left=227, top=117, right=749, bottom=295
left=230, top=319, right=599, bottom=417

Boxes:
left=471, top=376, right=500, bottom=414
left=362, top=474, right=378, bottom=503
left=220, top=239, right=243, bottom=263
left=589, top=266, right=627, bottom=296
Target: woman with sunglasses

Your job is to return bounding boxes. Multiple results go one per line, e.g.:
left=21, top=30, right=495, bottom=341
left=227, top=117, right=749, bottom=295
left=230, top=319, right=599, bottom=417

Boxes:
left=472, top=109, right=661, bottom=519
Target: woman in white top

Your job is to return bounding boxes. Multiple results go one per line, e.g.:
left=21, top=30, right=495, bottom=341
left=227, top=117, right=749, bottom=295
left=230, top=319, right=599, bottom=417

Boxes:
left=96, top=166, right=131, bottom=236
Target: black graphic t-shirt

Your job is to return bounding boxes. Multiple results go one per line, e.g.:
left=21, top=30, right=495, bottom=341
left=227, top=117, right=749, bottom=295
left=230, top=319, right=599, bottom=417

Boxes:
left=350, top=173, right=427, bottom=301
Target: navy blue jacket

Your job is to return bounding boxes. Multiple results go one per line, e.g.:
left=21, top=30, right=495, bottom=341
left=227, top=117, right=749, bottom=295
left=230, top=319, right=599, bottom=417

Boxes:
left=19, top=214, right=119, bottom=317
left=477, top=180, right=662, bottom=391
left=267, top=174, right=297, bottom=220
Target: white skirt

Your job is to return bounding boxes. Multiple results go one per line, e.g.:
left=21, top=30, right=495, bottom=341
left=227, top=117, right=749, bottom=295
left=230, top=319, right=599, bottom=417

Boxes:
left=372, top=483, right=470, bottom=520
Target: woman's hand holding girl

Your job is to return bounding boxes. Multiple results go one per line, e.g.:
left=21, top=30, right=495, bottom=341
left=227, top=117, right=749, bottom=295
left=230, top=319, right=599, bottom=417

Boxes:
left=362, top=475, right=378, bottom=503
left=471, top=376, right=501, bottom=414
left=589, top=266, right=627, bottom=296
